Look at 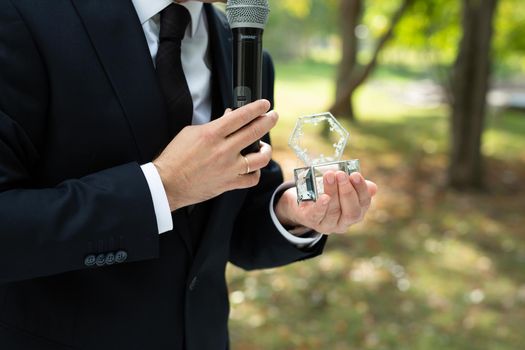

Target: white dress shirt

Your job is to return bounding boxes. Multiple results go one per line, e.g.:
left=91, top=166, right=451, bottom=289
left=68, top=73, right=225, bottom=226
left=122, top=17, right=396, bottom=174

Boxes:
left=133, top=0, right=322, bottom=247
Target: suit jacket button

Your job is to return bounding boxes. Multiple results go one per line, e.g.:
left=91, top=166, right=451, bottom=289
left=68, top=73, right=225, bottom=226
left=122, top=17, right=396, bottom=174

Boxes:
left=105, top=252, right=115, bottom=265
left=115, top=250, right=128, bottom=263
left=189, top=277, right=198, bottom=291
left=95, top=254, right=106, bottom=267
left=84, top=255, right=96, bottom=267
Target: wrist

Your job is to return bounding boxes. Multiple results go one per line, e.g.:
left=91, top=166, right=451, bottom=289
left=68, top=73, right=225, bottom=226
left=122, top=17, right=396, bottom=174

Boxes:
left=153, top=160, right=181, bottom=212
left=275, top=188, right=300, bottom=227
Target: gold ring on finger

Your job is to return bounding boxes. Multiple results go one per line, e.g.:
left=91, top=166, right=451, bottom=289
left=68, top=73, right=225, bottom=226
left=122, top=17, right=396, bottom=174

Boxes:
left=242, top=155, right=250, bottom=175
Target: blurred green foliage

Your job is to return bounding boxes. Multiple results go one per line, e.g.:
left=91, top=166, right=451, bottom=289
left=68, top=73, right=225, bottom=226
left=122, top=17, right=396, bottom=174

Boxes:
left=264, top=0, right=525, bottom=73
left=493, top=0, right=525, bottom=58
left=227, top=59, right=525, bottom=350
left=225, top=1, right=525, bottom=348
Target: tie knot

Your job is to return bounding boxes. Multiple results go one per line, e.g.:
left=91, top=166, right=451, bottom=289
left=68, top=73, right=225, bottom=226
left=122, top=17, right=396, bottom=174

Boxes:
left=159, top=4, right=191, bottom=43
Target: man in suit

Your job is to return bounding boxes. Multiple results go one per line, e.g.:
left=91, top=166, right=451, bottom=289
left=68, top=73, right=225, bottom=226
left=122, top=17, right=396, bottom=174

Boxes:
left=0, top=0, right=377, bottom=348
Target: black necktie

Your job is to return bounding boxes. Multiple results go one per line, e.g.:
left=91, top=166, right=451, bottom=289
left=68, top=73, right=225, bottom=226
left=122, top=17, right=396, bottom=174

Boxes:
left=156, top=4, right=193, bottom=137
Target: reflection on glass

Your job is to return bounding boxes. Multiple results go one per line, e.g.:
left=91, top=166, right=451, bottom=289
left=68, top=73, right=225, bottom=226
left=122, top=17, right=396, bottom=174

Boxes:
left=289, top=113, right=361, bottom=203
left=294, top=160, right=360, bottom=202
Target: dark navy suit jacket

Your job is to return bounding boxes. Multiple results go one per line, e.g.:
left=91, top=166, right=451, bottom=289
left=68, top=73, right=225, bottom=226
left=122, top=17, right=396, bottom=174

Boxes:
left=0, top=1, right=326, bottom=349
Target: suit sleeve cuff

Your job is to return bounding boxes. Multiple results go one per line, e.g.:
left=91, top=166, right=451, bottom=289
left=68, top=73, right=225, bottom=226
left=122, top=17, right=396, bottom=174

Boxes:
left=140, top=163, right=173, bottom=234
left=269, top=182, right=324, bottom=249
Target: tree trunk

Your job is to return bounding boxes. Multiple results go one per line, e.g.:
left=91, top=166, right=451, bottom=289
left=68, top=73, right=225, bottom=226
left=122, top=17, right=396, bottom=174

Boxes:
left=330, top=0, right=412, bottom=121
left=449, top=0, right=498, bottom=190
left=332, top=0, right=362, bottom=120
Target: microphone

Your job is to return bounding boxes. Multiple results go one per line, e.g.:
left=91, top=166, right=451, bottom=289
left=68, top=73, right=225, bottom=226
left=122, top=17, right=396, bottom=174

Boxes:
left=226, top=0, right=270, bottom=155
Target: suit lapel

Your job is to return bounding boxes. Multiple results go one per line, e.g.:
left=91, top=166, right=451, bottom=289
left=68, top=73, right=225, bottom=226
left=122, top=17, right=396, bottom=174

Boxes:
left=184, top=4, right=236, bottom=260
left=71, top=0, right=171, bottom=163
left=72, top=0, right=193, bottom=255
left=72, top=1, right=238, bottom=261
left=190, top=4, right=242, bottom=272
left=204, top=4, right=233, bottom=118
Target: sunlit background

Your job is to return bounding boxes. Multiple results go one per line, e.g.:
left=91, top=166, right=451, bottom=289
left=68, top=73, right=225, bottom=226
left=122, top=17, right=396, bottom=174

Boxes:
left=221, top=1, right=525, bottom=349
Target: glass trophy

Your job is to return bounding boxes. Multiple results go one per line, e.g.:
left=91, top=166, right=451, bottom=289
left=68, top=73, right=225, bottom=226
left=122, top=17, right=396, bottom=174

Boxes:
left=288, top=112, right=360, bottom=203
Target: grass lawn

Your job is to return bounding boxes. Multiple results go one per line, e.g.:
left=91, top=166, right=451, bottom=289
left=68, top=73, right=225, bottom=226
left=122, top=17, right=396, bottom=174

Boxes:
left=227, top=60, right=525, bottom=350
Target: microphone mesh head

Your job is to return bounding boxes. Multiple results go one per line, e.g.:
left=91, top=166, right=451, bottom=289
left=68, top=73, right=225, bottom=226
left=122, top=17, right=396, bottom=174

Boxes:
left=226, top=0, right=270, bottom=30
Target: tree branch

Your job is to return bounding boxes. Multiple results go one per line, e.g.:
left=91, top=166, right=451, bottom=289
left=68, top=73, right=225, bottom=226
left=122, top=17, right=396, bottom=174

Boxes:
left=330, top=0, right=413, bottom=113
left=352, top=0, right=413, bottom=89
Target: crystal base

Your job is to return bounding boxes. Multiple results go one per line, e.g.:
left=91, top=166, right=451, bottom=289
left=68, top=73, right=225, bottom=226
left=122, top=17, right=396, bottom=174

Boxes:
left=294, top=159, right=360, bottom=203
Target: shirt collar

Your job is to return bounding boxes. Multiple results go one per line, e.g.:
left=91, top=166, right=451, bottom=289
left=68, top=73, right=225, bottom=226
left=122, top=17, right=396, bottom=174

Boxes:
left=132, top=0, right=203, bottom=36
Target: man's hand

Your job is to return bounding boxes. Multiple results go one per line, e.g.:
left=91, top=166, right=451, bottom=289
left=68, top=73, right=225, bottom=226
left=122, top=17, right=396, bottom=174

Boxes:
left=275, top=171, right=378, bottom=235
left=153, top=100, right=277, bottom=211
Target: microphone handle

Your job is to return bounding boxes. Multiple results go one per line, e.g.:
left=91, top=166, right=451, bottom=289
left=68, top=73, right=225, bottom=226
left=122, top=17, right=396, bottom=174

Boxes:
left=232, top=27, right=264, bottom=156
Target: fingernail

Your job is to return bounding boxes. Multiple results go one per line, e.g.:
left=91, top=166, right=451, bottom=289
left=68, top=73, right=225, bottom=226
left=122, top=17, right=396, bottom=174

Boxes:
left=351, top=173, right=361, bottom=184
left=326, top=172, right=335, bottom=185
left=337, top=172, right=347, bottom=184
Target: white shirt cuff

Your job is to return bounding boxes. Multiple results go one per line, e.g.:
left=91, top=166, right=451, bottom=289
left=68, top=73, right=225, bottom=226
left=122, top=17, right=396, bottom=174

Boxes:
left=269, top=182, right=324, bottom=249
left=140, top=163, right=173, bottom=234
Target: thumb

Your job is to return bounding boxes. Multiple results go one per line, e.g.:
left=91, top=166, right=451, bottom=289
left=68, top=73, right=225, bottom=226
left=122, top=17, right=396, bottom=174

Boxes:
left=366, top=180, right=378, bottom=197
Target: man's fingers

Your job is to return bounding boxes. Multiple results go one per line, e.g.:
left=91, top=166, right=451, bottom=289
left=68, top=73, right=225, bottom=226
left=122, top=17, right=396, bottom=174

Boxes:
left=213, top=100, right=271, bottom=137
left=365, top=180, right=378, bottom=197
left=227, top=110, right=278, bottom=151
left=350, top=173, right=371, bottom=207
left=235, top=170, right=262, bottom=189
left=337, top=172, right=362, bottom=227
left=240, top=142, right=272, bottom=174
left=299, top=194, right=330, bottom=228
left=318, top=171, right=341, bottom=230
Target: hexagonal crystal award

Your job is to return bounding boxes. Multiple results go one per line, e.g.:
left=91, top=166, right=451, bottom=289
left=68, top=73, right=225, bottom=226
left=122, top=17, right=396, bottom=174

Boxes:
left=289, top=112, right=360, bottom=203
